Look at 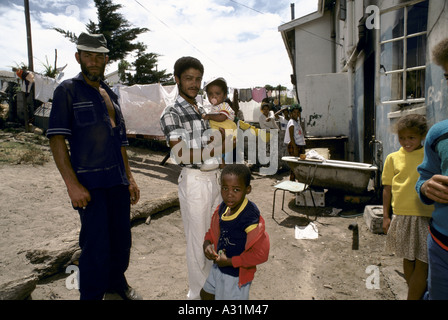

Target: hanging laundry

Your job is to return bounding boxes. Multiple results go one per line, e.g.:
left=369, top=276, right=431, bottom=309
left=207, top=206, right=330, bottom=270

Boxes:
left=238, top=88, right=252, bottom=102
left=252, top=87, right=267, bottom=103
left=33, top=74, right=59, bottom=102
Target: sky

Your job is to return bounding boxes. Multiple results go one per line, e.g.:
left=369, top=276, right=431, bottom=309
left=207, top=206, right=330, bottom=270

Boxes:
left=0, top=0, right=318, bottom=89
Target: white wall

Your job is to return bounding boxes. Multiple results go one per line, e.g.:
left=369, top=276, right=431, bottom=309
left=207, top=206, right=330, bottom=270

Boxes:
left=302, top=72, right=350, bottom=137
left=294, top=10, right=334, bottom=99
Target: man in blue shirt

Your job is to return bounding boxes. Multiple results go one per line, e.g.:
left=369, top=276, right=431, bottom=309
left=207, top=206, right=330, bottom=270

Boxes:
left=416, top=37, right=448, bottom=300
left=47, top=33, right=141, bottom=300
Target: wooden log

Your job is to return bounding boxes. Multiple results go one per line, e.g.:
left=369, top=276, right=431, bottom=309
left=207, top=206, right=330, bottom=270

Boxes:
left=22, top=192, right=179, bottom=278
left=130, top=191, right=179, bottom=224
left=22, top=192, right=179, bottom=277
left=0, top=274, right=37, bottom=300
left=1, top=193, right=180, bottom=299
left=24, top=230, right=80, bottom=280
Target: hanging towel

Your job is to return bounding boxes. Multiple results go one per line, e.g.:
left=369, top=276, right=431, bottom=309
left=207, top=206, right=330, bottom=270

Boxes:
left=239, top=88, right=252, bottom=102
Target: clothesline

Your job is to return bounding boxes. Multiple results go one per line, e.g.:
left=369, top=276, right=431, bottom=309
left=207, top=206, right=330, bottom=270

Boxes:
left=228, top=87, right=294, bottom=103
left=17, top=69, right=293, bottom=105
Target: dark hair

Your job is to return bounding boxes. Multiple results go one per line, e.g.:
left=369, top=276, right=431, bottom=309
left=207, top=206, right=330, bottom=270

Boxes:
left=174, top=56, right=204, bottom=78
left=433, top=38, right=448, bottom=66
left=261, top=98, right=273, bottom=111
left=395, top=114, right=428, bottom=136
left=261, top=97, right=271, bottom=104
left=289, top=104, right=302, bottom=112
left=221, top=164, right=252, bottom=187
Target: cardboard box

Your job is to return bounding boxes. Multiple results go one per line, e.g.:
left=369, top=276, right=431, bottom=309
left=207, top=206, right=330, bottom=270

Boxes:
left=296, top=187, right=326, bottom=207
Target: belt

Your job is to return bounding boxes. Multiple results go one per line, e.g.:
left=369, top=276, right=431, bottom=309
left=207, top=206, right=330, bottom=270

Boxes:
left=429, top=219, right=448, bottom=251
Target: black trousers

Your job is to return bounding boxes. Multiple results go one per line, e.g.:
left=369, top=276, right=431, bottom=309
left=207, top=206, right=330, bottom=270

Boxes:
left=77, top=184, right=131, bottom=300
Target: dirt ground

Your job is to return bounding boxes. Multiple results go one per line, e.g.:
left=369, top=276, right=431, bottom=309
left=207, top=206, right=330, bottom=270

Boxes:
left=0, top=129, right=408, bottom=301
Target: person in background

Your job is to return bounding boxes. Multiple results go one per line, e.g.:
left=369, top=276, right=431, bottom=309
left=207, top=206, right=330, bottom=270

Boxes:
left=258, top=101, right=278, bottom=171
left=276, top=106, right=290, bottom=131
left=231, top=90, right=245, bottom=122
left=382, top=114, right=433, bottom=300
left=276, top=106, right=290, bottom=171
left=47, top=33, right=141, bottom=300
left=258, top=100, right=279, bottom=131
left=416, top=37, right=448, bottom=300
left=230, top=90, right=245, bottom=164
left=284, top=104, right=306, bottom=180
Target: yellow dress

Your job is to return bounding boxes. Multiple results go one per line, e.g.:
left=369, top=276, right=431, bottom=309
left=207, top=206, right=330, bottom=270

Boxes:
left=238, top=120, right=270, bottom=142
left=208, top=102, right=238, bottom=139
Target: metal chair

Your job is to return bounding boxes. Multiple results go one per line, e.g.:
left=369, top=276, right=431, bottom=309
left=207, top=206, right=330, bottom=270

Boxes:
left=272, top=163, right=318, bottom=220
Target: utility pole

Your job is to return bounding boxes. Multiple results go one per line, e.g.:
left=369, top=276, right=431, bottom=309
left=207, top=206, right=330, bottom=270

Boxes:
left=23, top=0, right=33, bottom=132
left=24, top=0, right=34, bottom=72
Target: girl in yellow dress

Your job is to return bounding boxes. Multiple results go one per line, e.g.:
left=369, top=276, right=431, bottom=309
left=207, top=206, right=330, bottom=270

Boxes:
left=382, top=114, right=434, bottom=299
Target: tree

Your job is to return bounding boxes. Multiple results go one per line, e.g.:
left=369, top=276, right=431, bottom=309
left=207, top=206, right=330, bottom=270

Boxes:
left=118, top=42, right=173, bottom=85
left=264, top=84, right=295, bottom=106
left=54, top=0, right=147, bottom=63
left=54, top=0, right=172, bottom=85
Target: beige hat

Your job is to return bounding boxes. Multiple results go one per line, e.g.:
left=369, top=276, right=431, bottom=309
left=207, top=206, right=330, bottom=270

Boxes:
left=77, top=32, right=109, bottom=53
left=204, top=77, right=228, bottom=92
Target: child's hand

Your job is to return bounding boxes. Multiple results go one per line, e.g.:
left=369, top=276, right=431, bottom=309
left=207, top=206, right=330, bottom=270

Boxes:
left=203, top=241, right=218, bottom=261
left=215, top=250, right=233, bottom=267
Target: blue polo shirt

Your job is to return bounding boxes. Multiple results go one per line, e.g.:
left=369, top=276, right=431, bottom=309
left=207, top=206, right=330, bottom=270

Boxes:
left=47, top=73, right=129, bottom=190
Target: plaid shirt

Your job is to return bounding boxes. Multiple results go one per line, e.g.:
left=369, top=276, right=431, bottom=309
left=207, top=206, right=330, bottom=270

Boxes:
left=160, top=95, right=210, bottom=150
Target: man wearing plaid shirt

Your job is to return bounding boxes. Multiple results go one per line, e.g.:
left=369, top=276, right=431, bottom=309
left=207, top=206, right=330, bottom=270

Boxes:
left=160, top=56, right=225, bottom=300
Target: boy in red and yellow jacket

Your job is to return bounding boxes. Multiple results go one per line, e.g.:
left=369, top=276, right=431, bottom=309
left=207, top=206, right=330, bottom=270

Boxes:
left=201, top=164, right=270, bottom=300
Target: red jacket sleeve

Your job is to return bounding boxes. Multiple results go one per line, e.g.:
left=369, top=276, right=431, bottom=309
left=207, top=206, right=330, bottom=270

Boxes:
left=231, top=216, right=270, bottom=268
left=204, top=205, right=221, bottom=247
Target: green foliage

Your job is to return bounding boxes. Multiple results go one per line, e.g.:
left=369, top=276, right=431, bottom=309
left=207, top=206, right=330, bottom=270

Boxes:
left=53, top=28, right=77, bottom=43
left=54, top=0, right=148, bottom=64
left=85, top=0, right=149, bottom=63
left=40, top=55, right=58, bottom=78
left=118, top=42, right=174, bottom=85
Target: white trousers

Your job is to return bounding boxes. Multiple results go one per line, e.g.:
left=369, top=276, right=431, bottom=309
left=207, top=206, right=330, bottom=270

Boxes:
left=178, top=167, right=222, bottom=300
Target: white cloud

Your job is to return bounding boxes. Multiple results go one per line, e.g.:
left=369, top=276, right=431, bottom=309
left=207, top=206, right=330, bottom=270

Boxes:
left=0, top=0, right=318, bottom=89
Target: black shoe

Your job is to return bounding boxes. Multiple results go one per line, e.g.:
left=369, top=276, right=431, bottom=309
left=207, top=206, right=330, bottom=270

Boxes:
left=118, top=287, right=143, bottom=300
left=104, top=286, right=143, bottom=300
